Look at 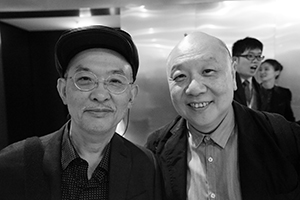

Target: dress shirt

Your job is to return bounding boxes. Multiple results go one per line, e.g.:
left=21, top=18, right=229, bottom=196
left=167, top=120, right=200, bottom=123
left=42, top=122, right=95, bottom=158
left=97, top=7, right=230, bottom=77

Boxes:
left=61, top=126, right=111, bottom=200
left=187, top=107, right=242, bottom=200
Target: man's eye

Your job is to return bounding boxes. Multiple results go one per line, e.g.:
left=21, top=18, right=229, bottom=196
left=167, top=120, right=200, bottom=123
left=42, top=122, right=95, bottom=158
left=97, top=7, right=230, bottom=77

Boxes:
left=203, top=69, right=215, bottom=75
left=76, top=76, right=93, bottom=85
left=247, top=54, right=255, bottom=59
left=173, top=74, right=186, bottom=82
left=108, top=78, right=123, bottom=85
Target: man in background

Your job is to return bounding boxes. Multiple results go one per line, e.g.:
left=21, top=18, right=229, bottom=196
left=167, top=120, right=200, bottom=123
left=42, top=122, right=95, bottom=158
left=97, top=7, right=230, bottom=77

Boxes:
left=232, top=37, right=264, bottom=109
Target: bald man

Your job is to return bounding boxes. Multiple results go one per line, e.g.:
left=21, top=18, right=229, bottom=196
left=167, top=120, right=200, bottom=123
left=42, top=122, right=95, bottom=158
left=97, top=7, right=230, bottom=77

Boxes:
left=146, top=32, right=300, bottom=200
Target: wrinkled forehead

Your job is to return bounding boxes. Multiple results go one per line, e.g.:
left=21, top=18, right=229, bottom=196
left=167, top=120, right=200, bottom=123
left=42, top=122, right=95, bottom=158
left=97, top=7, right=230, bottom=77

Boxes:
left=167, top=32, right=231, bottom=70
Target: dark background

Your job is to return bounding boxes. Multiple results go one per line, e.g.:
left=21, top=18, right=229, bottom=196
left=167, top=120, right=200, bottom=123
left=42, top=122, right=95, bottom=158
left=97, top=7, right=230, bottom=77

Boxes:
left=0, top=22, right=68, bottom=149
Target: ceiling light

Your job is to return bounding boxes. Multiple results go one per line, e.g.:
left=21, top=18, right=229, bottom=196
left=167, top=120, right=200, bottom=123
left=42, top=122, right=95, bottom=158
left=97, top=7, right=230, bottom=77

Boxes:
left=79, top=8, right=92, bottom=17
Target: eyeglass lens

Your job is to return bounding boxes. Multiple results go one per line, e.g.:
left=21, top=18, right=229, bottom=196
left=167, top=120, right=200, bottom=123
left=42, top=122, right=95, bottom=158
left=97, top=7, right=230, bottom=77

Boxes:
left=73, top=71, right=130, bottom=93
left=245, top=53, right=264, bottom=61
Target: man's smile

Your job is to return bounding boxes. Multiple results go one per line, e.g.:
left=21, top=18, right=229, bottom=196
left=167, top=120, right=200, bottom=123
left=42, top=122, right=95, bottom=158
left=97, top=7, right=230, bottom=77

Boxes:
left=188, top=101, right=211, bottom=109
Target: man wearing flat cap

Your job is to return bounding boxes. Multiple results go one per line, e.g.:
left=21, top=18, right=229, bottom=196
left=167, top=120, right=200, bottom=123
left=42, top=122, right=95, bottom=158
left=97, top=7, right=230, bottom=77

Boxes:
left=0, top=25, right=162, bottom=200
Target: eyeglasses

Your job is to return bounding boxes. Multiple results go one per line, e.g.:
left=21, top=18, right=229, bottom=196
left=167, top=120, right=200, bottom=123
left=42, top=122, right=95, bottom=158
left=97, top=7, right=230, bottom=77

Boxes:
left=237, top=53, right=265, bottom=61
left=69, top=71, right=133, bottom=94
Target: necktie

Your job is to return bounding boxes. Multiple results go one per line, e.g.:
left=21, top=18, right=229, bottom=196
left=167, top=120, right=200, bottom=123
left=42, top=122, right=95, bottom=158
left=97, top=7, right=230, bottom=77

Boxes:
left=243, top=80, right=251, bottom=105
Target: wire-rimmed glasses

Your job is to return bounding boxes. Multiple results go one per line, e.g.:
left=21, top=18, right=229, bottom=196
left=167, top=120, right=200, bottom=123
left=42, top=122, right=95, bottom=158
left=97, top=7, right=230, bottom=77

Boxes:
left=69, top=71, right=133, bottom=94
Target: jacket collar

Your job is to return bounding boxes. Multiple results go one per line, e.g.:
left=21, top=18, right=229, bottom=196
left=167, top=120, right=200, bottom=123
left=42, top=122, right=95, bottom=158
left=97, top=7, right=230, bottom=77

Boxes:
left=41, top=123, right=133, bottom=200
left=108, top=133, right=131, bottom=200
left=160, top=117, right=188, bottom=200
left=42, top=124, right=66, bottom=200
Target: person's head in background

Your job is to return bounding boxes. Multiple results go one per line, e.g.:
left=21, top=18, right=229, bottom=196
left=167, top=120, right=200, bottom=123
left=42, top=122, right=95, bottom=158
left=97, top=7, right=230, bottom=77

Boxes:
left=232, top=37, right=264, bottom=80
left=55, top=25, right=139, bottom=139
left=258, top=59, right=283, bottom=89
left=166, top=32, right=237, bottom=133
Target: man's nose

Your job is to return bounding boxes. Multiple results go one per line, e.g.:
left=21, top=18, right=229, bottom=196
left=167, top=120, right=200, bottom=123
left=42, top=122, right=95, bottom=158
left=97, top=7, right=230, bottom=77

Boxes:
left=253, top=57, right=261, bottom=62
left=89, top=82, right=111, bottom=102
left=185, top=78, right=207, bottom=95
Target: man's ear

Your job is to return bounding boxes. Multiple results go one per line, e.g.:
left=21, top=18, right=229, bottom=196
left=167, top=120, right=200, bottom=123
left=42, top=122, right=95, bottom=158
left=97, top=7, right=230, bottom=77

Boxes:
left=231, top=61, right=238, bottom=91
left=57, top=78, right=67, bottom=105
left=275, top=70, right=281, bottom=79
left=232, top=56, right=238, bottom=65
left=128, top=84, right=139, bottom=109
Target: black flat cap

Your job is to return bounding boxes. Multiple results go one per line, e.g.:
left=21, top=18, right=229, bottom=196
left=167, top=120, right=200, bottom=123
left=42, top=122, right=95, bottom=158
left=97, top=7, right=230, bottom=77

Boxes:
left=55, top=25, right=139, bottom=81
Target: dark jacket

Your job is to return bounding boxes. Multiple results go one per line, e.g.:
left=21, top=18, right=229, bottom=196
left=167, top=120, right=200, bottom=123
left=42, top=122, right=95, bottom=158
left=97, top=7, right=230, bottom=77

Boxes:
left=234, top=72, right=261, bottom=109
left=146, top=101, right=300, bottom=200
left=0, top=123, right=163, bottom=200
left=260, top=85, right=295, bottom=122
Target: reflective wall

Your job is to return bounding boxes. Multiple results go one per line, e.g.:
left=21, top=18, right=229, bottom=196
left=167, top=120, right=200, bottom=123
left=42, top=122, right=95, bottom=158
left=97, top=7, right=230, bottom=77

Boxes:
left=119, top=0, right=300, bottom=145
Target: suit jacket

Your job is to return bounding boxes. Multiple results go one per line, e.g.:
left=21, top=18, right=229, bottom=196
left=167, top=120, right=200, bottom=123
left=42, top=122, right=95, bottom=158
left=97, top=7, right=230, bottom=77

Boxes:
left=0, top=123, right=163, bottom=200
left=261, top=85, right=295, bottom=122
left=234, top=72, right=261, bottom=110
left=146, top=101, right=300, bottom=200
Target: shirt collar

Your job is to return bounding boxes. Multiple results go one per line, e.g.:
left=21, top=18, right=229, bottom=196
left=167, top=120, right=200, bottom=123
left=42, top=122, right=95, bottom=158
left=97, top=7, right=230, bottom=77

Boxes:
left=61, top=122, right=111, bottom=172
left=241, top=77, right=252, bottom=85
left=61, top=122, right=78, bottom=170
left=187, top=106, right=235, bottom=149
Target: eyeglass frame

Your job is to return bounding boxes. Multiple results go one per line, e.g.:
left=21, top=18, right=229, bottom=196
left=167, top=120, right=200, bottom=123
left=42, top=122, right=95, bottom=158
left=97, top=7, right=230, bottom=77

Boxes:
left=236, top=53, right=265, bottom=62
left=68, top=71, right=134, bottom=94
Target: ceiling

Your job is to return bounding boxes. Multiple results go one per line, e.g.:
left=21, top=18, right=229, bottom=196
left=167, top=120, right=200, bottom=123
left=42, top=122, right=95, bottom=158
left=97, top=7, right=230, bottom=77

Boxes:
left=0, top=0, right=246, bottom=31
left=0, top=9, right=122, bottom=31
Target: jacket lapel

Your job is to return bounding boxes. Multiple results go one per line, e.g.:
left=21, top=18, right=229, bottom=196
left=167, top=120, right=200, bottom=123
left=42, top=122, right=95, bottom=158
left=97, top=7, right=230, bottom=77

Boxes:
left=109, top=134, right=131, bottom=200
left=233, top=103, right=268, bottom=199
left=233, top=102, right=298, bottom=199
left=252, top=78, right=262, bottom=109
left=234, top=73, right=247, bottom=105
left=159, top=118, right=188, bottom=200
left=42, top=126, right=65, bottom=200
